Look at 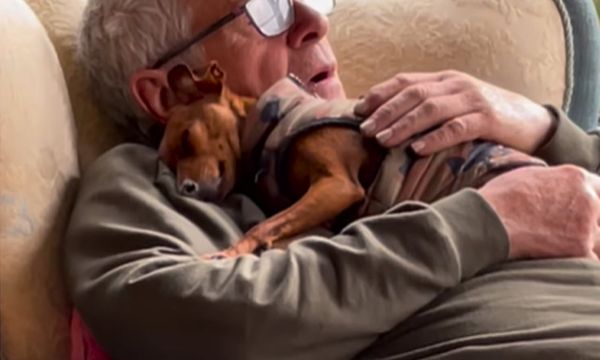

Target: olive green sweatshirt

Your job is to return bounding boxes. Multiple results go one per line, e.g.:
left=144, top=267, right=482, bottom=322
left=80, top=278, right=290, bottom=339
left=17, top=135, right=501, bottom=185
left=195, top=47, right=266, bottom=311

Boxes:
left=64, top=109, right=600, bottom=360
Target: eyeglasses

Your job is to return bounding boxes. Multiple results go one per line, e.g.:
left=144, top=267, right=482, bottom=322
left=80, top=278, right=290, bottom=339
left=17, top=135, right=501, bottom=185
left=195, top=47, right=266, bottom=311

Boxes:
left=150, top=0, right=336, bottom=69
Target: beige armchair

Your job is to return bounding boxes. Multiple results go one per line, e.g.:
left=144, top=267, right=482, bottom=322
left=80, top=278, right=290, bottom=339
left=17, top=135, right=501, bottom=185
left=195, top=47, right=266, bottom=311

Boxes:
left=1, top=1, right=595, bottom=359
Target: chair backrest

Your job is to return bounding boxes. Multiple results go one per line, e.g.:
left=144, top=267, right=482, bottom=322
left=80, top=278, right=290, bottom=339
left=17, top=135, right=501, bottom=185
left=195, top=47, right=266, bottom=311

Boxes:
left=0, top=1, right=79, bottom=360
left=329, top=0, right=600, bottom=130
left=24, top=0, right=126, bottom=172
left=561, top=0, right=600, bottom=129
left=21, top=0, right=600, bottom=174
left=25, top=0, right=600, bottom=176
left=1, top=1, right=598, bottom=360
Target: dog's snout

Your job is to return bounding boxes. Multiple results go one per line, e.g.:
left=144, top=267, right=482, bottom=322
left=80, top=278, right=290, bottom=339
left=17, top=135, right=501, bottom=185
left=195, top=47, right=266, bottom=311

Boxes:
left=179, top=178, right=222, bottom=200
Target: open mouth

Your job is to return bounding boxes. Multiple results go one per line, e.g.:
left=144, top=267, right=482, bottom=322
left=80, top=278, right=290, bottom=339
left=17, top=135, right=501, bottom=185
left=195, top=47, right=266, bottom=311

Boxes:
left=300, top=65, right=339, bottom=97
left=309, top=70, right=330, bottom=84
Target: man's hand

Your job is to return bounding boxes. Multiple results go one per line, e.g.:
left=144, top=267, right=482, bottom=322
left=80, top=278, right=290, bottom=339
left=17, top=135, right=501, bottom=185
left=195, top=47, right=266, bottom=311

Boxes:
left=356, top=70, right=556, bottom=155
left=479, top=165, right=600, bottom=260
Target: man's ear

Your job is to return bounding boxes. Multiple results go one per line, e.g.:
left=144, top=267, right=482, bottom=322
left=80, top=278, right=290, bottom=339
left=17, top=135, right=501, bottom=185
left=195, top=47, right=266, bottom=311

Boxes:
left=129, top=64, right=211, bottom=124
left=130, top=69, right=174, bottom=124
left=131, top=63, right=228, bottom=124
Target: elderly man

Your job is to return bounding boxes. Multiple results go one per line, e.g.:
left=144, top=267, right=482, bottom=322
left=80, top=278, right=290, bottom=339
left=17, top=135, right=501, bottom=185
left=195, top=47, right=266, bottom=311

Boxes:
left=67, top=0, right=600, bottom=359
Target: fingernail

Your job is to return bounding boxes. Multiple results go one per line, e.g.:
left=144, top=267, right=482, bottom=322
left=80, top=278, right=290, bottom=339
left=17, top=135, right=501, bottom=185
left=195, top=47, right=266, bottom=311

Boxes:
left=355, top=100, right=367, bottom=115
left=360, top=120, right=376, bottom=135
left=411, top=140, right=425, bottom=153
left=376, top=129, right=392, bottom=144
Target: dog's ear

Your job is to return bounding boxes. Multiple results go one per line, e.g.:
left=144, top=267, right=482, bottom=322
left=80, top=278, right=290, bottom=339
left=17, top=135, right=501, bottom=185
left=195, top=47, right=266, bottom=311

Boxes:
left=131, top=62, right=228, bottom=124
left=166, top=64, right=205, bottom=105
left=165, top=62, right=227, bottom=103
left=195, top=61, right=225, bottom=95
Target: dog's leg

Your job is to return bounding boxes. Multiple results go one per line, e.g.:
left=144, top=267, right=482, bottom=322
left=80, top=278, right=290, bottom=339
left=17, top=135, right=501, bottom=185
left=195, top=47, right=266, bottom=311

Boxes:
left=223, top=174, right=365, bottom=257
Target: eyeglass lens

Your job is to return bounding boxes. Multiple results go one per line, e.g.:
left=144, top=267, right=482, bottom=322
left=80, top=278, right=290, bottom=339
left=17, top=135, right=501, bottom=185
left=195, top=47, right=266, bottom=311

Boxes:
left=245, top=0, right=335, bottom=37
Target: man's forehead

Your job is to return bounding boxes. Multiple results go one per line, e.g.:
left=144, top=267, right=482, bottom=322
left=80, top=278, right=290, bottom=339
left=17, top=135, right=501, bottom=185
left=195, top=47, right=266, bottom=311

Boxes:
left=183, top=0, right=244, bottom=28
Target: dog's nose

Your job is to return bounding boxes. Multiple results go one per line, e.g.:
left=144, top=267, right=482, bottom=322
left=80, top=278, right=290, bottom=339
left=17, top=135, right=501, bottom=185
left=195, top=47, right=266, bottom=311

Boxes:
left=180, top=179, right=200, bottom=197
left=179, top=178, right=222, bottom=200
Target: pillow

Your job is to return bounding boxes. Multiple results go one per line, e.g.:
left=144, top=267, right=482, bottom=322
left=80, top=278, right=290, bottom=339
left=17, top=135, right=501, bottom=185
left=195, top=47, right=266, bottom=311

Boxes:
left=329, top=0, right=568, bottom=117
left=0, top=1, right=78, bottom=359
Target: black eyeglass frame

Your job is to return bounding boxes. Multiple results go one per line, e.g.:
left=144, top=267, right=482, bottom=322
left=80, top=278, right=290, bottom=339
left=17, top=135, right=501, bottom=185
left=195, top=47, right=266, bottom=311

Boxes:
left=151, top=0, right=299, bottom=69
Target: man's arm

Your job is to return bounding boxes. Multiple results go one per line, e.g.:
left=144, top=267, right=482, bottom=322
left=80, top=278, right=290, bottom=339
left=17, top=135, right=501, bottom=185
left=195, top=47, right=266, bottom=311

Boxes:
left=66, top=145, right=600, bottom=360
left=64, top=145, right=507, bottom=360
left=534, top=106, right=600, bottom=173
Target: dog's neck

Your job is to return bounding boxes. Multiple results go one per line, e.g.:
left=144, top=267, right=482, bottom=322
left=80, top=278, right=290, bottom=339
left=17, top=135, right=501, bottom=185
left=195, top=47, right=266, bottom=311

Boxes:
left=223, top=89, right=257, bottom=123
left=219, top=89, right=286, bottom=194
left=217, top=89, right=265, bottom=185
left=222, top=90, right=275, bottom=160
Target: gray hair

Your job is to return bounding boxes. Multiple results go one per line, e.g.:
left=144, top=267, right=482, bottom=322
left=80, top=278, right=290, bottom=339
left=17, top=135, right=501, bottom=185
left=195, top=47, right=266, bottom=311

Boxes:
left=78, top=0, right=203, bottom=144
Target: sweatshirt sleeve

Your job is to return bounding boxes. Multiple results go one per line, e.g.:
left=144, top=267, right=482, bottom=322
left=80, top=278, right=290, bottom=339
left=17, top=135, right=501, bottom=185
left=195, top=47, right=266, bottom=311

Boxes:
left=64, top=145, right=508, bottom=360
left=534, top=106, right=600, bottom=173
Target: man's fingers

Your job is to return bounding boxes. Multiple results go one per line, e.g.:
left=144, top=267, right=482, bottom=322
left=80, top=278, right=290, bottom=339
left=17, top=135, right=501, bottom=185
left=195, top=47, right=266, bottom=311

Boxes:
left=355, top=72, right=448, bottom=117
left=584, top=170, right=600, bottom=200
left=408, top=113, right=484, bottom=155
left=360, top=78, right=469, bottom=137
left=373, top=93, right=477, bottom=148
left=584, top=173, right=600, bottom=254
left=359, top=83, right=436, bottom=137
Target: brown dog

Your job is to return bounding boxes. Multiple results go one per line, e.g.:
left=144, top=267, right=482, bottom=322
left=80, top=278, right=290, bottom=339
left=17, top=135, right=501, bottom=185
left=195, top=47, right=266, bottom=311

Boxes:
left=159, top=63, right=545, bottom=258
left=159, top=64, right=256, bottom=202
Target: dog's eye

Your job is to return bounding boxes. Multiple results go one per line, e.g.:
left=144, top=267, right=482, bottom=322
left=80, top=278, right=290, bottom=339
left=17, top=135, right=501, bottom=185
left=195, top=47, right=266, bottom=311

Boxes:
left=181, top=129, right=193, bottom=156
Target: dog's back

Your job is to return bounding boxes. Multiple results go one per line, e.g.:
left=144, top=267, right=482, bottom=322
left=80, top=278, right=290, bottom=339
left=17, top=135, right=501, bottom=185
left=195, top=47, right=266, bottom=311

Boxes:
left=249, top=77, right=547, bottom=227
left=360, top=141, right=546, bottom=217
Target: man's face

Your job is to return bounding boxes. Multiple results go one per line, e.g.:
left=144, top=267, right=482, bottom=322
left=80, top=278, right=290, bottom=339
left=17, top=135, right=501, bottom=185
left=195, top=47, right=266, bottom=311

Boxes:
left=185, top=0, right=345, bottom=100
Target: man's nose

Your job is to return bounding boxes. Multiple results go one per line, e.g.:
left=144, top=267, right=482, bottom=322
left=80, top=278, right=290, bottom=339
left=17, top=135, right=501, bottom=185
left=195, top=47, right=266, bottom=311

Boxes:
left=287, top=1, right=330, bottom=49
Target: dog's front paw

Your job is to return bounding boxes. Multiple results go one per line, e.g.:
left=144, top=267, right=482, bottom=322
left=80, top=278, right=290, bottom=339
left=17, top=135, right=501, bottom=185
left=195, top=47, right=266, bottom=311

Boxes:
left=230, top=234, right=271, bottom=256
left=203, top=235, right=270, bottom=260
left=201, top=251, right=232, bottom=261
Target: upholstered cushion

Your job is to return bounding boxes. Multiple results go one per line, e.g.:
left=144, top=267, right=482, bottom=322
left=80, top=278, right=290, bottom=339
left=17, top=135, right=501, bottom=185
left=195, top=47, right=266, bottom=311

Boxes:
left=25, top=0, right=125, bottom=171
left=0, top=1, right=79, bottom=359
left=329, top=0, right=568, bottom=116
